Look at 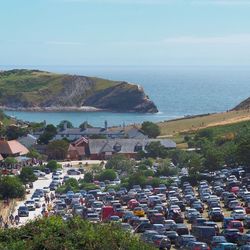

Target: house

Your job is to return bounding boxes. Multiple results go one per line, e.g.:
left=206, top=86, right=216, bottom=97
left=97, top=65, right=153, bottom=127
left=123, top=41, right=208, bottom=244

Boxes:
left=67, top=137, right=88, bottom=160
left=88, top=138, right=176, bottom=160
left=125, top=127, right=148, bottom=139
left=18, top=134, right=37, bottom=148
left=0, top=139, right=29, bottom=158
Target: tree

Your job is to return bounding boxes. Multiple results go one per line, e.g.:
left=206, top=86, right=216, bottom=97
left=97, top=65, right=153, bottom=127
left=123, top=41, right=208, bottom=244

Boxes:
left=4, top=157, right=18, bottom=165
left=186, top=152, right=204, bottom=173
left=5, top=125, right=27, bottom=140
left=19, top=167, right=37, bottom=184
left=38, top=124, right=57, bottom=144
left=46, top=140, right=69, bottom=160
left=222, top=142, right=238, bottom=167
left=105, top=155, right=133, bottom=174
left=57, top=120, right=73, bottom=131
left=0, top=217, right=155, bottom=250
left=157, top=158, right=178, bottom=176
left=141, top=121, right=160, bottom=138
left=145, top=141, right=168, bottom=158
left=79, top=121, right=92, bottom=129
left=27, top=148, right=42, bottom=159
left=98, top=169, right=116, bottom=181
left=237, top=136, right=250, bottom=167
left=203, top=146, right=224, bottom=171
left=84, top=172, right=93, bottom=183
left=46, top=160, right=59, bottom=172
left=0, top=176, right=25, bottom=199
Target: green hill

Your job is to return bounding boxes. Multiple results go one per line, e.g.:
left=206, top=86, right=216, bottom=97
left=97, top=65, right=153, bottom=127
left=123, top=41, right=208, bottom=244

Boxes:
left=0, top=69, right=158, bottom=113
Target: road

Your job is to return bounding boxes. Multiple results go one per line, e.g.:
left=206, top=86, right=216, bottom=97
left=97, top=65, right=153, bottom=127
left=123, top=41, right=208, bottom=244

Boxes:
left=13, top=166, right=85, bottom=226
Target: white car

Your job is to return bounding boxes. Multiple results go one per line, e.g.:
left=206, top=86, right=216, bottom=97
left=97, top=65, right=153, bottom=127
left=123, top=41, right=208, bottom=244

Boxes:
left=25, top=200, right=36, bottom=210
left=33, top=170, right=46, bottom=177
left=32, top=198, right=41, bottom=208
left=164, top=219, right=176, bottom=230
left=231, top=209, right=246, bottom=220
left=43, top=186, right=50, bottom=193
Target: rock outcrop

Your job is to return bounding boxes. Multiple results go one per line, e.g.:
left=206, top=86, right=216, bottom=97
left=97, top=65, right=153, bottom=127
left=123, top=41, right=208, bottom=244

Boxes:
left=0, top=69, right=158, bottom=113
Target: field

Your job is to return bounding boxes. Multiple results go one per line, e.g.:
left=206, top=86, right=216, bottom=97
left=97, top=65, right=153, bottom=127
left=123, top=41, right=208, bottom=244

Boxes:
left=158, top=110, right=250, bottom=137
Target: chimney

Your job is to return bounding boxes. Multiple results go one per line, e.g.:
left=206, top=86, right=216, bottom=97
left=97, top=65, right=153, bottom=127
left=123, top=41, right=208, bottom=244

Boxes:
left=64, top=121, right=68, bottom=130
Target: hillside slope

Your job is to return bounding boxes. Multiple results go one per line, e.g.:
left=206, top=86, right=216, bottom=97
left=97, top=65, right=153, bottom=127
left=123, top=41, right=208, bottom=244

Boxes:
left=233, top=97, right=250, bottom=111
left=0, top=69, right=158, bottom=113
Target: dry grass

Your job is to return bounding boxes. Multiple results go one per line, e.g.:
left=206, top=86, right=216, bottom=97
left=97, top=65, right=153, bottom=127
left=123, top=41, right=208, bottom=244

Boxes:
left=158, top=110, right=250, bottom=136
left=0, top=199, right=17, bottom=222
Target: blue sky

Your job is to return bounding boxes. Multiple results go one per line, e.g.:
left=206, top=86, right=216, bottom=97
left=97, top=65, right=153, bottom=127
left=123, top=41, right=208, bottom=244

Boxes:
left=1, top=0, right=250, bottom=66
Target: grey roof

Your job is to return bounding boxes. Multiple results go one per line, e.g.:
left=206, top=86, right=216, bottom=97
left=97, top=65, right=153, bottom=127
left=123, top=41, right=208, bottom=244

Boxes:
left=17, top=134, right=37, bottom=148
left=88, top=138, right=176, bottom=155
left=126, top=128, right=148, bottom=139
left=57, top=127, right=124, bottom=136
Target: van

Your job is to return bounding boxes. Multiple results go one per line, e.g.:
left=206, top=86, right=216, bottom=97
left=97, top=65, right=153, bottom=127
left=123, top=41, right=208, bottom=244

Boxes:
left=101, top=206, right=114, bottom=221
left=191, top=226, right=216, bottom=244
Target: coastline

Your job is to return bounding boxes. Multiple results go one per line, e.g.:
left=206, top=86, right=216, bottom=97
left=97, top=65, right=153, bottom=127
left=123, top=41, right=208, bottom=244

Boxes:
left=0, top=106, right=102, bottom=112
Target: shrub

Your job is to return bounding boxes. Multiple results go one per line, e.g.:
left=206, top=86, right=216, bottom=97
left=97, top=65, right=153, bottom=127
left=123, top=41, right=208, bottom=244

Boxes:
left=0, top=176, right=25, bottom=199
left=98, top=169, right=116, bottom=181
left=19, top=167, right=37, bottom=184
left=0, top=216, right=155, bottom=250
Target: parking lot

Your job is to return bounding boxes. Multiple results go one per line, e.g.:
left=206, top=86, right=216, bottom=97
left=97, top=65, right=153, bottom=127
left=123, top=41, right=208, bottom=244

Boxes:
left=14, top=166, right=250, bottom=250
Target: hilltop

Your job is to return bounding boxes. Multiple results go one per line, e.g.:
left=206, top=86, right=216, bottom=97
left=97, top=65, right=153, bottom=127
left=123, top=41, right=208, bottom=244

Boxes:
left=232, top=96, right=250, bottom=111
left=0, top=69, right=158, bottom=113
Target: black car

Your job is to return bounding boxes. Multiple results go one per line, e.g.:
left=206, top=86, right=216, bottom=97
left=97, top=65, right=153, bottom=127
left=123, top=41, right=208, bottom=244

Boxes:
left=175, top=235, right=196, bottom=249
left=221, top=229, right=241, bottom=243
left=244, top=217, right=250, bottom=229
left=151, top=235, right=171, bottom=250
left=18, top=206, right=29, bottom=217
left=164, top=231, right=179, bottom=244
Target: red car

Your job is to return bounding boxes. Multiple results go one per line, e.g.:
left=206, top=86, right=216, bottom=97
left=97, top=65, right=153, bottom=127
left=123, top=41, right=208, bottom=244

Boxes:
left=127, top=199, right=139, bottom=210
left=149, top=213, right=165, bottom=224
left=228, top=220, right=244, bottom=233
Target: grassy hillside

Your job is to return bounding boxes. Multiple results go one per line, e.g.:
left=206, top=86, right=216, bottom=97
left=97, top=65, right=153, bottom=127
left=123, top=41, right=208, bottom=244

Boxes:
left=0, top=69, right=157, bottom=113
left=158, top=110, right=250, bottom=136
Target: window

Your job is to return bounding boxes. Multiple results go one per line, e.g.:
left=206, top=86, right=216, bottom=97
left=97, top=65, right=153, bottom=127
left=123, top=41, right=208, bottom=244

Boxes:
left=113, top=143, right=121, bottom=152
left=134, top=143, right=143, bottom=152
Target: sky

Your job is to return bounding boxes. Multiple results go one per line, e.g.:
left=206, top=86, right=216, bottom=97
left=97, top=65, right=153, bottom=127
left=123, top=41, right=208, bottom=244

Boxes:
left=1, top=0, right=250, bottom=66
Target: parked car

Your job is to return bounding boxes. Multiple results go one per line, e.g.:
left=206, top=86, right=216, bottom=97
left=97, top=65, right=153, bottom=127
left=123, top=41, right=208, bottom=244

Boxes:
left=67, top=169, right=81, bottom=175
left=211, top=236, right=227, bottom=249
left=212, top=243, right=237, bottom=250
left=18, top=206, right=29, bottom=217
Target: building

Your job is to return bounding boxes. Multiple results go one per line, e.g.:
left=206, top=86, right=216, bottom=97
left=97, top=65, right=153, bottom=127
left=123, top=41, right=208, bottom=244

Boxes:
left=67, top=137, right=88, bottom=160
left=0, top=139, right=29, bottom=158
left=88, top=138, right=176, bottom=160
left=18, top=134, right=37, bottom=148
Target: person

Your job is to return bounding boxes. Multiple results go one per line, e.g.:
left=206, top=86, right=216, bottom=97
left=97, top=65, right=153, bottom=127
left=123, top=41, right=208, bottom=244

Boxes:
left=9, top=214, right=14, bottom=225
left=0, top=215, right=3, bottom=227
left=4, top=222, right=8, bottom=229
left=15, top=215, right=20, bottom=225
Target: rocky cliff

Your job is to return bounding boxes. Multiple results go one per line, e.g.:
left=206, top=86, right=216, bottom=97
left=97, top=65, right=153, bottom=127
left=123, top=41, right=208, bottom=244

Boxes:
left=233, top=97, right=250, bottom=111
left=0, top=69, right=158, bottom=113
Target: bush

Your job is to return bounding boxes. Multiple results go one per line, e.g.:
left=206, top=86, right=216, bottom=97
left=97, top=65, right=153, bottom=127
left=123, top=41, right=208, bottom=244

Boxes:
left=19, top=167, right=37, bottom=184
left=98, top=169, right=116, bottom=181
left=84, top=172, right=93, bottom=183
left=0, top=176, right=25, bottom=199
left=0, top=216, right=155, bottom=250
left=46, top=160, right=59, bottom=172
left=141, top=121, right=160, bottom=138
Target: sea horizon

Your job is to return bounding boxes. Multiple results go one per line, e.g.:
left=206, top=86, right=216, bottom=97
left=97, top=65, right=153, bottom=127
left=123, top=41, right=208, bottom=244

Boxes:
left=2, top=65, right=250, bottom=127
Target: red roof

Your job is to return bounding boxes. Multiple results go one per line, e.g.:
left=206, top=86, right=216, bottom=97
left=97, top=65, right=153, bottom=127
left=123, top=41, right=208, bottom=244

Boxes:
left=0, top=140, right=29, bottom=155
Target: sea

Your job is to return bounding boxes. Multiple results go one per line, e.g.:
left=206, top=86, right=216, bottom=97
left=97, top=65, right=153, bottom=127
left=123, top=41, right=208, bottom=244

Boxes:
left=2, top=65, right=250, bottom=127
